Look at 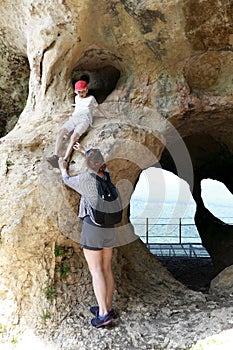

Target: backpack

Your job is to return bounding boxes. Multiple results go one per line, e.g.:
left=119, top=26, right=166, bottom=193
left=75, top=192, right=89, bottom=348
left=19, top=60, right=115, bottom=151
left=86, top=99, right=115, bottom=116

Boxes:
left=90, top=172, right=123, bottom=227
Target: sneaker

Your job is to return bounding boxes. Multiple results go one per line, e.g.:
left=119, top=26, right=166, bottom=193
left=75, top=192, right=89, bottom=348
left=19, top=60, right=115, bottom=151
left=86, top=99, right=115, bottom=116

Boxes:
left=90, top=306, right=116, bottom=318
left=90, top=306, right=99, bottom=316
left=46, top=155, right=59, bottom=168
left=91, top=312, right=113, bottom=328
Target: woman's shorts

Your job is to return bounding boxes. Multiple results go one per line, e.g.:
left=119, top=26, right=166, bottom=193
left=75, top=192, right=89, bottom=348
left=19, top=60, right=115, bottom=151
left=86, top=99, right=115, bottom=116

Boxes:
left=81, top=216, right=116, bottom=250
left=62, top=119, right=90, bottom=136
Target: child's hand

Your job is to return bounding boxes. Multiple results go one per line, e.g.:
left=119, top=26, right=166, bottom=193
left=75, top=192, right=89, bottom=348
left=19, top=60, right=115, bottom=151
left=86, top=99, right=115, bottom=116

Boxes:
left=73, top=142, right=86, bottom=155
left=97, top=105, right=112, bottom=119
left=102, top=111, right=112, bottom=119
left=73, top=142, right=81, bottom=151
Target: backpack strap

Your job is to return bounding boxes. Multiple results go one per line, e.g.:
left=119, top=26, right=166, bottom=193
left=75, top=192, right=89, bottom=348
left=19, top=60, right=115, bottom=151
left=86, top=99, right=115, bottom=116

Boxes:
left=90, top=171, right=109, bottom=182
left=104, top=172, right=111, bottom=182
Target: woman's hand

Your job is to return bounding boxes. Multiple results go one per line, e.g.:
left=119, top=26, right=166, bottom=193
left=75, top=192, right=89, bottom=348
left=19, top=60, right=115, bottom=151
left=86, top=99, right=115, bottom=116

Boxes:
left=58, top=157, right=68, bottom=170
left=58, top=157, right=69, bottom=176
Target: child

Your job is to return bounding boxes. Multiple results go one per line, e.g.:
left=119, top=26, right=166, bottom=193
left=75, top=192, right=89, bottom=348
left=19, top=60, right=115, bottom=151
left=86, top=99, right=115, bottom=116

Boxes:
left=47, top=80, right=110, bottom=168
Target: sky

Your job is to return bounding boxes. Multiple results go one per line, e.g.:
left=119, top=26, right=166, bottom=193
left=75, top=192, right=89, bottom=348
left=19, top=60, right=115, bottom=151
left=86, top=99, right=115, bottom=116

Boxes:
left=132, top=168, right=193, bottom=202
left=131, top=168, right=233, bottom=221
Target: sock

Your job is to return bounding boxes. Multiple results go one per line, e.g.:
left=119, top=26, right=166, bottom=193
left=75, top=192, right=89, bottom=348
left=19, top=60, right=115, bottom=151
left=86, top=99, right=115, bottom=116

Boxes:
left=98, top=312, right=108, bottom=320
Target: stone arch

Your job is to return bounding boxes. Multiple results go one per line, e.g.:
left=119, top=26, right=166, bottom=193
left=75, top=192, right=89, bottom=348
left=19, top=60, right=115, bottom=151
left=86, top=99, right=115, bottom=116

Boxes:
left=160, top=121, right=233, bottom=274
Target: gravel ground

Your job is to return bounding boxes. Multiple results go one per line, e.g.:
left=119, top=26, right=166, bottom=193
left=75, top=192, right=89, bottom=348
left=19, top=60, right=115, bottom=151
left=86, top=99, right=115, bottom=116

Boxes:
left=2, top=257, right=233, bottom=350
left=34, top=256, right=232, bottom=350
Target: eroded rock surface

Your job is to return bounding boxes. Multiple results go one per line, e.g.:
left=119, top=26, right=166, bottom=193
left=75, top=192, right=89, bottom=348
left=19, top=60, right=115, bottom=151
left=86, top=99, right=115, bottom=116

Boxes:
left=1, top=0, right=233, bottom=348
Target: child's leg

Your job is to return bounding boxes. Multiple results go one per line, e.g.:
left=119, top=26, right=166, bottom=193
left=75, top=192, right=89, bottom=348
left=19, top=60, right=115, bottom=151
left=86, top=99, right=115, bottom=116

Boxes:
left=63, top=131, right=80, bottom=162
left=55, top=127, right=70, bottom=157
left=47, top=127, right=70, bottom=168
left=63, top=121, right=89, bottom=162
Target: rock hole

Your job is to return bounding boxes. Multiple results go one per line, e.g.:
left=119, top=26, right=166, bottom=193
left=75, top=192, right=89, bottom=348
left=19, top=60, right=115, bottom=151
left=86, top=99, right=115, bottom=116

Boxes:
left=72, top=65, right=120, bottom=103
left=201, top=179, right=233, bottom=224
left=0, top=44, right=30, bottom=137
left=72, top=49, right=121, bottom=103
left=131, top=167, right=215, bottom=292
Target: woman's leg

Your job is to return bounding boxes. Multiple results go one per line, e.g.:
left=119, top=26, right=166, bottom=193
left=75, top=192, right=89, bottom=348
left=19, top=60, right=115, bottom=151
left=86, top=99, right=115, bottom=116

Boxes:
left=102, top=248, right=114, bottom=310
left=83, top=248, right=108, bottom=317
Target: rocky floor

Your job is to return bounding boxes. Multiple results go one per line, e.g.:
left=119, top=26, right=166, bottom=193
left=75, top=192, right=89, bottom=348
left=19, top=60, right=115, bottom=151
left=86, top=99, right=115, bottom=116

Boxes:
left=37, top=257, right=233, bottom=350
left=2, top=257, right=233, bottom=350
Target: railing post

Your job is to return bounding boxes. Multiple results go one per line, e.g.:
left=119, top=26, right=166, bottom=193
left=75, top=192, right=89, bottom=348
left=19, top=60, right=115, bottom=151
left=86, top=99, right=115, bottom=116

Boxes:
left=179, top=218, right=182, bottom=244
left=146, top=217, right=149, bottom=245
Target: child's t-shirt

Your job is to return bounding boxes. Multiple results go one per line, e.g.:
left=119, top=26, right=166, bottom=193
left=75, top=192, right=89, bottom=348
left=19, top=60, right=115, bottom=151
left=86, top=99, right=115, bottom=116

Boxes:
left=74, top=95, right=98, bottom=114
left=72, top=95, right=98, bottom=126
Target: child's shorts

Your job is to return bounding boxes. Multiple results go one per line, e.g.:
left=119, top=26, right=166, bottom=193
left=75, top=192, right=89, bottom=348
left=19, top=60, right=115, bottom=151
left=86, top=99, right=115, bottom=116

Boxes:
left=62, top=119, right=90, bottom=136
left=81, top=216, right=116, bottom=250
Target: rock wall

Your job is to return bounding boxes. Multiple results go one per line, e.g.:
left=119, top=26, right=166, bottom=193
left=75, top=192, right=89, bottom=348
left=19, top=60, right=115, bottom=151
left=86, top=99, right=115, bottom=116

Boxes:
left=0, top=0, right=233, bottom=340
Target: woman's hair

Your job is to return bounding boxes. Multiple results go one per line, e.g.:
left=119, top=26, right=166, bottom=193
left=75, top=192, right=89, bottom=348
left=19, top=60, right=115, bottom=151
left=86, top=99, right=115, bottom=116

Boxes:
left=86, top=148, right=105, bottom=172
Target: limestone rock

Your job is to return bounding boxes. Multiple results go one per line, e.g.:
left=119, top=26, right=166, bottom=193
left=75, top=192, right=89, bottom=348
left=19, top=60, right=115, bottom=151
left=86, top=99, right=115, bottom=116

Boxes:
left=210, top=265, right=233, bottom=296
left=0, top=0, right=233, bottom=347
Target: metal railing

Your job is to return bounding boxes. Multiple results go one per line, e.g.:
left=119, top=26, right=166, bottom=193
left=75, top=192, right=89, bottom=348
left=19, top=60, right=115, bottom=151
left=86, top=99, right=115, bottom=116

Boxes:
left=131, top=217, right=204, bottom=257
left=131, top=217, right=199, bottom=243
left=131, top=217, right=233, bottom=257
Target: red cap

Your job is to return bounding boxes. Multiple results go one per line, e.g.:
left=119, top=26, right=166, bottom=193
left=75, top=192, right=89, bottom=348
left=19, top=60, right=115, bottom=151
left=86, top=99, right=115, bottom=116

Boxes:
left=75, top=80, right=88, bottom=91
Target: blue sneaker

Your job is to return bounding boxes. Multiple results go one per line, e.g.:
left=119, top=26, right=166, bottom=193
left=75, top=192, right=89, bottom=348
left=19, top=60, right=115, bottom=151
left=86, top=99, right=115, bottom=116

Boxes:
left=91, top=312, right=113, bottom=328
left=90, top=306, right=116, bottom=318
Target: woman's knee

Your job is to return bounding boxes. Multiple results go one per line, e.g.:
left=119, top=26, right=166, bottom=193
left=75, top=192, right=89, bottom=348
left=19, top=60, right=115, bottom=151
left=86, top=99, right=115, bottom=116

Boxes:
left=102, top=264, right=112, bottom=276
left=89, top=265, right=104, bottom=278
left=102, top=249, right=113, bottom=271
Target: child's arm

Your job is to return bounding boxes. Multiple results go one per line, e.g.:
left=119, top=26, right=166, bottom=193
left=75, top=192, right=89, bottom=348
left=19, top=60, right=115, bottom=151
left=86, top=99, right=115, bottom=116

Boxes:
left=96, top=104, right=112, bottom=119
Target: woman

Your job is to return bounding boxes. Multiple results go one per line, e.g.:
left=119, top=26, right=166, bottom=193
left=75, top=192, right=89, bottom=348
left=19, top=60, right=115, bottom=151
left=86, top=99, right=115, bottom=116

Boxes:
left=58, top=144, right=116, bottom=328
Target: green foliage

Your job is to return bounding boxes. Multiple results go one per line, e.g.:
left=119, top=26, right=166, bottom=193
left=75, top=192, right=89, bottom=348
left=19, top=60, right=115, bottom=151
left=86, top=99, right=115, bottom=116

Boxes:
left=41, top=310, right=52, bottom=323
left=6, top=159, right=14, bottom=167
left=42, top=282, right=56, bottom=301
left=57, top=263, right=69, bottom=278
left=0, top=323, right=6, bottom=334
left=54, top=245, right=64, bottom=257
left=158, top=280, right=169, bottom=288
left=11, top=336, right=18, bottom=344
